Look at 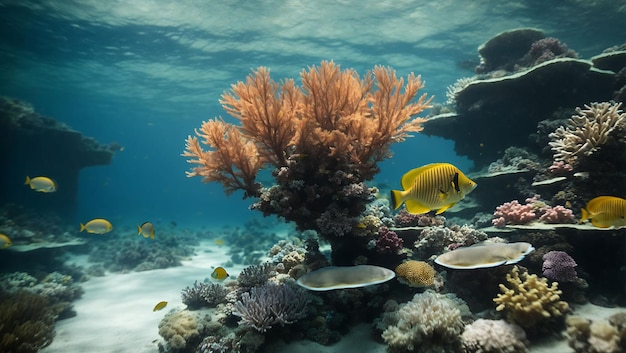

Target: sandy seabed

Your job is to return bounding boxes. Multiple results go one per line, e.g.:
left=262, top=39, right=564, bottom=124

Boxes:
left=40, top=241, right=621, bottom=353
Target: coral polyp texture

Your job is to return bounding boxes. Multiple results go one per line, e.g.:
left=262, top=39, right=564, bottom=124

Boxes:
left=183, top=61, right=431, bottom=255
left=494, top=266, right=569, bottom=329
left=461, top=319, right=528, bottom=353
left=379, top=290, right=464, bottom=353
left=549, top=102, right=626, bottom=166
left=394, top=260, right=436, bottom=288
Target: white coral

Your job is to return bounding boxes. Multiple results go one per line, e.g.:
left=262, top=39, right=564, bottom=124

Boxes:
left=549, top=102, right=626, bottom=165
left=446, top=76, right=477, bottom=106
left=381, top=290, right=464, bottom=352
left=462, top=319, right=528, bottom=353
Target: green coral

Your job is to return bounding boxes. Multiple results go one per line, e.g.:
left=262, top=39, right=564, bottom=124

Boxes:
left=0, top=290, right=56, bottom=353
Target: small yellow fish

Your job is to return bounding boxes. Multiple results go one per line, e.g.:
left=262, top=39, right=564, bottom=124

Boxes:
left=391, top=163, right=477, bottom=214
left=80, top=218, right=113, bottom=234
left=211, top=267, right=229, bottom=281
left=153, top=301, right=168, bottom=311
left=138, top=222, right=155, bottom=239
left=580, top=196, right=626, bottom=228
left=24, top=176, right=57, bottom=193
left=0, top=233, right=12, bottom=249
left=214, top=238, right=225, bottom=246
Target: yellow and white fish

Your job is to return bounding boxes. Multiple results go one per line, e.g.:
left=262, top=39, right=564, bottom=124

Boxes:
left=138, top=222, right=155, bottom=239
left=211, top=267, right=229, bottom=281
left=80, top=218, right=113, bottom=234
left=24, top=176, right=57, bottom=193
left=390, top=163, right=477, bottom=214
left=580, top=196, right=626, bottom=228
left=0, top=233, right=12, bottom=249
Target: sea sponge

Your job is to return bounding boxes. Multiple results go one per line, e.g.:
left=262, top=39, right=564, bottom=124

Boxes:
left=394, top=260, right=436, bottom=287
left=158, top=309, right=202, bottom=351
left=462, top=319, right=528, bottom=353
left=380, top=290, right=464, bottom=353
left=494, top=266, right=569, bottom=329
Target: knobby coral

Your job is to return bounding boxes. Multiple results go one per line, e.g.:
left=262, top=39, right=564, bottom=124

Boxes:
left=566, top=313, right=626, bottom=353
left=233, top=283, right=309, bottom=332
left=549, top=102, right=626, bottom=165
left=494, top=266, right=569, bottom=329
left=183, top=61, right=431, bottom=238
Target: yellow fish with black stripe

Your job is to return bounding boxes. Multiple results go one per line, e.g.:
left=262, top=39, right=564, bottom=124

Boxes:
left=391, top=163, right=477, bottom=214
left=580, top=196, right=626, bottom=228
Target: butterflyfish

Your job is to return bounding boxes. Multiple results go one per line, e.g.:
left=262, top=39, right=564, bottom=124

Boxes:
left=0, top=233, right=12, bottom=249
left=580, top=196, right=626, bottom=228
left=24, top=176, right=57, bottom=193
left=390, top=163, right=477, bottom=214
left=138, top=222, right=155, bottom=239
left=296, top=265, right=395, bottom=291
left=211, top=267, right=229, bottom=281
left=434, top=242, right=534, bottom=270
left=80, top=218, right=113, bottom=234
left=153, top=301, right=168, bottom=311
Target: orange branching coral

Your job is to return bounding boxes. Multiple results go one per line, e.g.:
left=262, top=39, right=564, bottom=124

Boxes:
left=183, top=61, right=431, bottom=199
left=183, top=119, right=264, bottom=196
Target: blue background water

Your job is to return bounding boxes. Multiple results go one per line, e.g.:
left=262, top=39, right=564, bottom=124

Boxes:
left=1, top=0, right=624, bottom=229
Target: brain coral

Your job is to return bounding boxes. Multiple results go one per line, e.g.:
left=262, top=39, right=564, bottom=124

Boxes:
left=158, top=309, right=202, bottom=350
left=380, top=290, right=464, bottom=353
left=494, top=266, right=569, bottom=329
left=394, top=260, right=436, bottom=287
left=462, top=319, right=528, bottom=353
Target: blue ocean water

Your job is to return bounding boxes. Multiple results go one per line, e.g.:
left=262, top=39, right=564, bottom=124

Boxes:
left=0, top=1, right=623, bottom=225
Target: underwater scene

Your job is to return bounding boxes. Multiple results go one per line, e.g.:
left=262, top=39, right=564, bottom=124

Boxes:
left=1, top=1, right=626, bottom=352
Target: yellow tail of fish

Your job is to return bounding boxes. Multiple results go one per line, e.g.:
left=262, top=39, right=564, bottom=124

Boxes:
left=137, top=226, right=142, bottom=235
left=580, top=208, right=589, bottom=223
left=80, top=223, right=86, bottom=232
left=24, top=176, right=31, bottom=185
left=390, top=190, right=404, bottom=210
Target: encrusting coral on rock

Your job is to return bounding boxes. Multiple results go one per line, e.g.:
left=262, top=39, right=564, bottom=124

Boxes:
left=494, top=266, right=569, bottom=329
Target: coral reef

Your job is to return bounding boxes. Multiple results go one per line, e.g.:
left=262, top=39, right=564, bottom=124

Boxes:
left=183, top=61, right=431, bottom=264
left=0, top=290, right=56, bottom=353
left=379, top=290, right=465, bottom=353
left=549, top=102, right=626, bottom=166
left=462, top=319, right=528, bottom=353
left=237, top=263, right=276, bottom=290
left=566, top=313, right=626, bottom=353
left=233, top=283, right=309, bottom=332
left=394, top=260, right=436, bottom=288
left=494, top=266, right=569, bottom=329
left=542, top=251, right=578, bottom=282
left=393, top=209, right=446, bottom=227
left=158, top=309, right=207, bottom=352
left=413, top=224, right=488, bottom=258
left=373, top=226, right=404, bottom=255
left=492, top=195, right=575, bottom=228
left=181, top=281, right=229, bottom=309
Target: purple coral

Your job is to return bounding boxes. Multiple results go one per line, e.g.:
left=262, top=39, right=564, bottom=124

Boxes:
left=542, top=251, right=578, bottom=282
left=233, top=283, right=309, bottom=332
left=527, top=37, right=578, bottom=65
left=375, top=226, right=404, bottom=254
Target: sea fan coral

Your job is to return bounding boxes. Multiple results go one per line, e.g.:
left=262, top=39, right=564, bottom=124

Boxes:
left=183, top=61, right=431, bottom=245
left=494, top=266, right=569, bottom=329
left=233, top=283, right=309, bottom=332
left=549, top=102, right=626, bottom=165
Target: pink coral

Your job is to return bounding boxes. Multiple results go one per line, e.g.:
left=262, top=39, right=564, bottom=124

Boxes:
left=492, top=200, right=536, bottom=228
left=538, top=205, right=575, bottom=224
left=548, top=161, right=573, bottom=175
